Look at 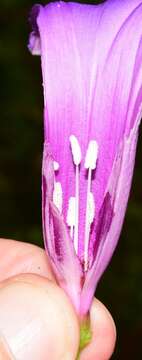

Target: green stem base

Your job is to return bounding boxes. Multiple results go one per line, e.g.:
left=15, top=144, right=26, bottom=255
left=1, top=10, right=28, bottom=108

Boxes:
left=76, top=318, right=92, bottom=359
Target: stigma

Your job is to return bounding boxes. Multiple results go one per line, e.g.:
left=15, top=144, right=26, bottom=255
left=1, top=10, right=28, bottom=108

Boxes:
left=53, top=135, right=99, bottom=271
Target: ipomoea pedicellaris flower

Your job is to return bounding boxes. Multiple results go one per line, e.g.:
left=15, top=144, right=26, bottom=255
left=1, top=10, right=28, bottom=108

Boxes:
left=29, top=0, right=142, bottom=316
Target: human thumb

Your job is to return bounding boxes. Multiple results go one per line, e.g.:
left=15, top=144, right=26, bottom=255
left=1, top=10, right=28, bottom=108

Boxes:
left=0, top=274, right=79, bottom=360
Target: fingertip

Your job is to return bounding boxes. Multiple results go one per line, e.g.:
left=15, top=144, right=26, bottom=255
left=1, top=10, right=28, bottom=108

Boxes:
left=0, top=274, right=80, bottom=360
left=0, top=335, right=15, bottom=359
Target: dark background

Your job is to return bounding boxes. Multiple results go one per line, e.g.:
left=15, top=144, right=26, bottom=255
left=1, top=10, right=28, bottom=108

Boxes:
left=0, top=1, right=142, bottom=358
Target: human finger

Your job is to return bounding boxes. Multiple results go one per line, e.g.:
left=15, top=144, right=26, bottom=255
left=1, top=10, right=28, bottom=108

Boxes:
left=0, top=274, right=79, bottom=360
left=0, top=239, right=55, bottom=282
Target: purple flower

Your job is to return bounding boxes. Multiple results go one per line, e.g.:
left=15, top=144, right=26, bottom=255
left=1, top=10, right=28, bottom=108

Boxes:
left=29, top=0, right=142, bottom=317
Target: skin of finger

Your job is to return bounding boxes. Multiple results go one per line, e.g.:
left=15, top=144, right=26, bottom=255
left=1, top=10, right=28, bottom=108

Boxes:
left=0, top=239, right=55, bottom=282
left=0, top=336, right=15, bottom=360
left=0, top=275, right=80, bottom=360
left=80, top=298, right=116, bottom=360
left=0, top=277, right=116, bottom=360
left=0, top=239, right=116, bottom=359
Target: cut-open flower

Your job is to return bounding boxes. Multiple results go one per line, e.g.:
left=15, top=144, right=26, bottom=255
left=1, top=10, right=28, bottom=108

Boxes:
left=29, top=0, right=142, bottom=316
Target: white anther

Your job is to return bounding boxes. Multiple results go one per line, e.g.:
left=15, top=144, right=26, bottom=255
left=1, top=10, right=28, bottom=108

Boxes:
left=88, top=192, right=95, bottom=225
left=53, top=182, right=62, bottom=213
left=85, top=140, right=98, bottom=170
left=67, top=197, right=76, bottom=227
left=69, top=135, right=82, bottom=166
left=54, top=161, right=59, bottom=171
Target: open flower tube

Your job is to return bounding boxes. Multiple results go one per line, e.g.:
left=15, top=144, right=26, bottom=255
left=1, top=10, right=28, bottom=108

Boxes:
left=29, top=0, right=142, bottom=318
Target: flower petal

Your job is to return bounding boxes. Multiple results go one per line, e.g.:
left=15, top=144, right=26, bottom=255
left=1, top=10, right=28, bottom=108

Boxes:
left=30, top=1, right=142, bottom=261
left=28, top=5, right=41, bottom=55
left=29, top=1, right=142, bottom=315
left=81, top=108, right=142, bottom=315
left=42, top=142, right=83, bottom=313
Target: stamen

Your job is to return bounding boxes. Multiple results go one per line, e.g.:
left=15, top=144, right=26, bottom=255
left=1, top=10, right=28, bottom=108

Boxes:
left=88, top=192, right=95, bottom=225
left=85, top=140, right=98, bottom=170
left=84, top=140, right=98, bottom=271
left=54, top=161, right=59, bottom=171
left=67, top=197, right=76, bottom=238
left=53, top=182, right=63, bottom=213
left=69, top=135, right=82, bottom=166
left=69, top=135, right=82, bottom=255
left=84, top=192, right=95, bottom=271
left=84, top=186, right=95, bottom=271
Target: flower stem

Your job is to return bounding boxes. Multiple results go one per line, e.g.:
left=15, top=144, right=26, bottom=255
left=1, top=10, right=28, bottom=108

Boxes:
left=76, top=317, right=92, bottom=359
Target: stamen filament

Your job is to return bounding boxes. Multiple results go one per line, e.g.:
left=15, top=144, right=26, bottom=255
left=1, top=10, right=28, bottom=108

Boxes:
left=67, top=136, right=98, bottom=263
left=84, top=167, right=92, bottom=271
left=74, top=164, right=79, bottom=254
left=69, top=135, right=82, bottom=255
left=84, top=140, right=98, bottom=271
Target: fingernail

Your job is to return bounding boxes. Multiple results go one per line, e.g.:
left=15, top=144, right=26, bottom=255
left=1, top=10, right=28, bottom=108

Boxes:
left=0, top=335, right=15, bottom=359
